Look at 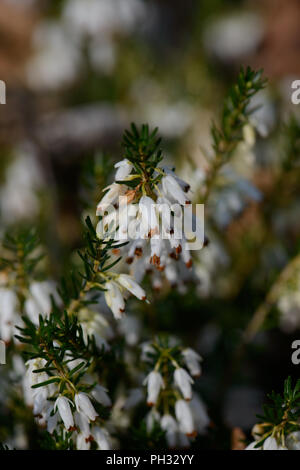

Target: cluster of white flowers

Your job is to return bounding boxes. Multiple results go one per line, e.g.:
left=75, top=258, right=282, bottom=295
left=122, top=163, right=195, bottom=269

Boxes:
left=103, top=273, right=146, bottom=320
left=0, top=123, right=212, bottom=450
left=0, top=281, right=59, bottom=343
left=23, top=357, right=112, bottom=450
left=27, top=0, right=147, bottom=90
left=146, top=393, right=209, bottom=448
left=142, top=343, right=209, bottom=448
left=96, top=159, right=200, bottom=291
left=78, top=307, right=113, bottom=350
left=0, top=274, right=117, bottom=449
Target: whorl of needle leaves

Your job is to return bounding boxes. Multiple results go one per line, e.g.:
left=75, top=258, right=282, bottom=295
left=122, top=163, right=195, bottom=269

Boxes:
left=211, top=67, right=266, bottom=160
left=0, top=229, right=42, bottom=277
left=118, top=123, right=164, bottom=191
left=16, top=310, right=100, bottom=367
left=254, top=377, right=300, bottom=448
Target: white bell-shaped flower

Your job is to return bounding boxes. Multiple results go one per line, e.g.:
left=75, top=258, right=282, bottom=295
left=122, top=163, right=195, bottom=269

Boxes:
left=139, top=195, right=159, bottom=238
left=104, top=281, right=125, bottom=319
left=33, top=387, right=49, bottom=416
left=182, top=348, right=202, bottom=377
left=75, top=392, right=98, bottom=422
left=96, top=183, right=122, bottom=215
left=117, top=274, right=146, bottom=300
left=92, top=384, right=112, bottom=407
left=75, top=411, right=90, bottom=437
left=286, top=431, right=300, bottom=450
left=115, top=159, right=133, bottom=180
left=76, top=433, right=91, bottom=450
left=263, top=436, right=287, bottom=450
left=161, top=414, right=178, bottom=448
left=162, top=175, right=190, bottom=206
left=54, top=395, right=74, bottom=430
left=24, top=281, right=59, bottom=324
left=93, top=427, right=111, bottom=450
left=175, top=399, right=195, bottom=437
left=174, top=368, right=194, bottom=400
left=190, top=395, right=210, bottom=434
left=163, top=168, right=190, bottom=193
left=146, top=408, right=161, bottom=433
left=157, top=196, right=173, bottom=236
left=46, top=406, right=59, bottom=434
left=143, top=371, right=164, bottom=406
left=150, top=237, right=164, bottom=267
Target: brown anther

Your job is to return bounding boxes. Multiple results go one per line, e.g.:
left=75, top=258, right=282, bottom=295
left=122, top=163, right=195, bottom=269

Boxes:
left=149, top=227, right=159, bottom=237
left=186, top=259, right=193, bottom=269
left=150, top=254, right=160, bottom=267
left=176, top=244, right=182, bottom=255
left=112, top=248, right=120, bottom=256
left=135, top=247, right=143, bottom=258
left=126, top=257, right=133, bottom=264
left=186, top=431, right=197, bottom=438
left=156, top=265, right=165, bottom=272
left=125, top=189, right=137, bottom=204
